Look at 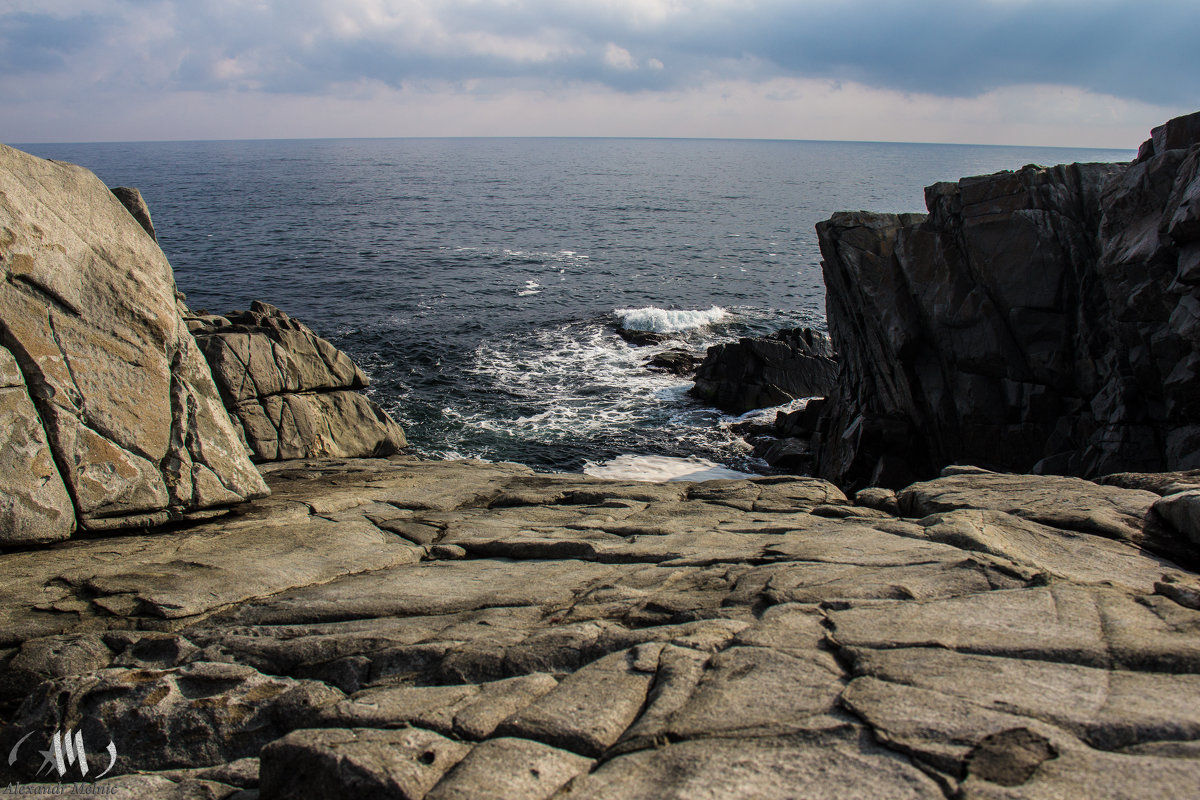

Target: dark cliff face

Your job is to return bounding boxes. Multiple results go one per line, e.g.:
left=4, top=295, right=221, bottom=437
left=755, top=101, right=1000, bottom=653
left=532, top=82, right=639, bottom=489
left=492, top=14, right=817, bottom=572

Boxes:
left=814, top=111, right=1200, bottom=490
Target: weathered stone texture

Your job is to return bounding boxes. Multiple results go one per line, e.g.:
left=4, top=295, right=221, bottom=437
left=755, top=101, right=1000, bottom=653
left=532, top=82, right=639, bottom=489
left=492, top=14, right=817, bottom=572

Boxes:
left=187, top=301, right=406, bottom=461
left=1, top=458, right=1197, bottom=797
left=0, top=344, right=73, bottom=543
left=0, top=143, right=267, bottom=533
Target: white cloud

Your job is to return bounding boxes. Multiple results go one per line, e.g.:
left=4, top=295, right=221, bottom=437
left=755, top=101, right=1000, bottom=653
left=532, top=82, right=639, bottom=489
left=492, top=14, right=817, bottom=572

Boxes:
left=2, top=72, right=1182, bottom=149
left=0, top=0, right=1196, bottom=144
left=603, top=42, right=637, bottom=70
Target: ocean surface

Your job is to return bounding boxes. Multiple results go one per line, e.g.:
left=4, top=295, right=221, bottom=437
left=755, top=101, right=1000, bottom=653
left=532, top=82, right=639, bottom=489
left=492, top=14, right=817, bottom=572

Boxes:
left=17, top=137, right=1135, bottom=478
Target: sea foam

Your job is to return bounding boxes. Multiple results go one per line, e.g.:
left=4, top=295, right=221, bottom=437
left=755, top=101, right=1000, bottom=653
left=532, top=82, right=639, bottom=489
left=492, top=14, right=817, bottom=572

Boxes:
left=614, top=305, right=728, bottom=333
left=583, top=454, right=757, bottom=482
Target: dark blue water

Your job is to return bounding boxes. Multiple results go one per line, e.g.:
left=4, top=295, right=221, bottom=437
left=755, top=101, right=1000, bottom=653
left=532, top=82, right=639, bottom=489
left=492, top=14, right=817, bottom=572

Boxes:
left=16, top=137, right=1135, bottom=474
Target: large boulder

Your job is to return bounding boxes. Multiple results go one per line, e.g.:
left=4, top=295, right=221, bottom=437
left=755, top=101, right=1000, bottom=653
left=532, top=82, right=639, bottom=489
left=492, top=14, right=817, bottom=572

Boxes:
left=0, top=143, right=267, bottom=538
left=690, top=328, right=837, bottom=414
left=814, top=111, right=1200, bottom=489
left=186, top=301, right=407, bottom=461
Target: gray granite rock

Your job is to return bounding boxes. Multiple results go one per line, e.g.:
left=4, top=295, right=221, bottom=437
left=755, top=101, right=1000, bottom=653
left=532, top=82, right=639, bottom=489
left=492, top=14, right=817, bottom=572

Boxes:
left=0, top=458, right=1198, bottom=797
left=0, top=143, right=268, bottom=532
left=187, top=302, right=406, bottom=461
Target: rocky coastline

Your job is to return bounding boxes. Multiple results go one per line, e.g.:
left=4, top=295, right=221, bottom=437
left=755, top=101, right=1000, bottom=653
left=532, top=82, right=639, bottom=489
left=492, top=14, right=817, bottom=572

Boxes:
left=2, top=115, right=1200, bottom=799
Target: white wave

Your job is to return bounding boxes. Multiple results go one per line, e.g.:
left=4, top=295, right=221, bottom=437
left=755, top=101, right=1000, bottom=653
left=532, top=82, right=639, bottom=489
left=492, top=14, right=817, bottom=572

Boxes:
left=517, top=280, right=542, bottom=297
left=726, top=397, right=813, bottom=428
left=614, top=305, right=728, bottom=333
left=583, top=454, right=757, bottom=482
left=463, top=322, right=681, bottom=441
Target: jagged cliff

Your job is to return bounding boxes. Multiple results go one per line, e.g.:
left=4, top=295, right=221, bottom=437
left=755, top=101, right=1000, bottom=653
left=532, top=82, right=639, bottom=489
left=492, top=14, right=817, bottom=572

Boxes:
left=814, top=111, right=1200, bottom=489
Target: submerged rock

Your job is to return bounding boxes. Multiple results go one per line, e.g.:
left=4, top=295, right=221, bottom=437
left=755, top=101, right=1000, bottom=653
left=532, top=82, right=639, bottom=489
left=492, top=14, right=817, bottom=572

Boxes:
left=690, top=327, right=837, bottom=414
left=645, top=348, right=699, bottom=376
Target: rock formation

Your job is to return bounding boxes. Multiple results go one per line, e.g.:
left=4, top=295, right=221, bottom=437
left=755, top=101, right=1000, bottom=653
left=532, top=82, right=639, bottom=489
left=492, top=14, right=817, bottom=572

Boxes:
left=814, top=111, right=1200, bottom=489
left=186, top=301, right=407, bottom=461
left=690, top=327, right=837, bottom=414
left=1, top=458, right=1198, bottom=798
left=0, top=143, right=267, bottom=539
left=110, top=186, right=157, bottom=242
left=4, top=117, right=1200, bottom=798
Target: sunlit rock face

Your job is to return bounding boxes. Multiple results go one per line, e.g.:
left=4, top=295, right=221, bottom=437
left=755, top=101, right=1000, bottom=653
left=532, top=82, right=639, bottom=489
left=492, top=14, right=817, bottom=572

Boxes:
left=0, top=143, right=267, bottom=538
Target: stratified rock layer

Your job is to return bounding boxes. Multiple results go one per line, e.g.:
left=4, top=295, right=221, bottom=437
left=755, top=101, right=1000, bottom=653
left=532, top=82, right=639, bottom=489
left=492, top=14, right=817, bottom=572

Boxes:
left=186, top=301, right=407, bottom=461
left=815, top=111, right=1200, bottom=489
left=1, top=458, right=1197, bottom=798
left=0, top=143, right=267, bottom=537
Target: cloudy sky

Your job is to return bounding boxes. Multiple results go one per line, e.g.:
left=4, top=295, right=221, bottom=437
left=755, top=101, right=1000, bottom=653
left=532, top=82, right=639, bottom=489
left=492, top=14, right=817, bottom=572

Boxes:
left=2, top=0, right=1197, bottom=147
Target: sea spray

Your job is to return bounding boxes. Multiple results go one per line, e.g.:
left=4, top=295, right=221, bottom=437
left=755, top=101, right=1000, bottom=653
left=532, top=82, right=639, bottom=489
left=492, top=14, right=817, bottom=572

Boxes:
left=614, top=306, right=728, bottom=333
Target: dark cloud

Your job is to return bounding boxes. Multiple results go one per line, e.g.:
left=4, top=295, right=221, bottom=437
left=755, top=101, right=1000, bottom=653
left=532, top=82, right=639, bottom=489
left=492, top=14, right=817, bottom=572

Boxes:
left=0, top=12, right=109, bottom=74
left=4, top=1, right=1197, bottom=106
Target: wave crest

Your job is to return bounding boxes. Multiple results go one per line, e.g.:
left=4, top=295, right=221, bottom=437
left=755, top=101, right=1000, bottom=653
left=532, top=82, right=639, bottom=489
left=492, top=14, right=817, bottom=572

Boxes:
left=614, top=305, right=728, bottom=333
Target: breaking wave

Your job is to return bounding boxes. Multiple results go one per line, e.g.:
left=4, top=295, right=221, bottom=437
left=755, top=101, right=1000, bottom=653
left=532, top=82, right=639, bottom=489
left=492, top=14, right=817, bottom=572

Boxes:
left=614, top=305, right=728, bottom=333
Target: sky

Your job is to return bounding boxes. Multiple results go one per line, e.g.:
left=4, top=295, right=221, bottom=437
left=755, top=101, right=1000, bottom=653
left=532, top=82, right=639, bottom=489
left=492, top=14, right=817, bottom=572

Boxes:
left=2, top=0, right=1198, bottom=147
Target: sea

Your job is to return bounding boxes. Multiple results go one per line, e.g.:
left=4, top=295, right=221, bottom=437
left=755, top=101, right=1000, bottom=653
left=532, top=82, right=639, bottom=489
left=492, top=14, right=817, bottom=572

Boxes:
left=16, top=137, right=1135, bottom=480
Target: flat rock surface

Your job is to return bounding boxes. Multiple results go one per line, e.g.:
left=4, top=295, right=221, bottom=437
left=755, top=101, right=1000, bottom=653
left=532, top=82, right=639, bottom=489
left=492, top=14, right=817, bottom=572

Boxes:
left=1, top=457, right=1198, bottom=798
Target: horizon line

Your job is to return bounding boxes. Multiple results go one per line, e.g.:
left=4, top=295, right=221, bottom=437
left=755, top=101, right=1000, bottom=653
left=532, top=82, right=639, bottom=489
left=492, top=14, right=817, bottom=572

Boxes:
left=7, top=134, right=1139, bottom=153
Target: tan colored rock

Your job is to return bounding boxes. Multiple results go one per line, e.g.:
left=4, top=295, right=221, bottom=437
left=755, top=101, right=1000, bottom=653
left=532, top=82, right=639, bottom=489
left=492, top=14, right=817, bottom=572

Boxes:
left=259, top=727, right=469, bottom=800
left=1154, top=489, right=1200, bottom=546
left=426, top=738, right=593, bottom=800
left=558, top=730, right=944, bottom=799
left=234, top=390, right=406, bottom=461
left=496, top=644, right=664, bottom=756
left=0, top=143, right=267, bottom=531
left=188, top=301, right=405, bottom=462
left=898, top=469, right=1157, bottom=543
left=0, top=344, right=73, bottom=543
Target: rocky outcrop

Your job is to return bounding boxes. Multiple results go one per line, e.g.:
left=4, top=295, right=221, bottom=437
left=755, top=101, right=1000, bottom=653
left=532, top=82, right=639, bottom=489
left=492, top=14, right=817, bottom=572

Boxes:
left=0, top=143, right=267, bottom=539
left=690, top=327, right=837, bottom=414
left=814, top=111, right=1200, bottom=489
left=645, top=348, right=699, bottom=377
left=1, top=458, right=1198, bottom=797
left=110, top=186, right=157, bottom=242
left=186, top=301, right=407, bottom=462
